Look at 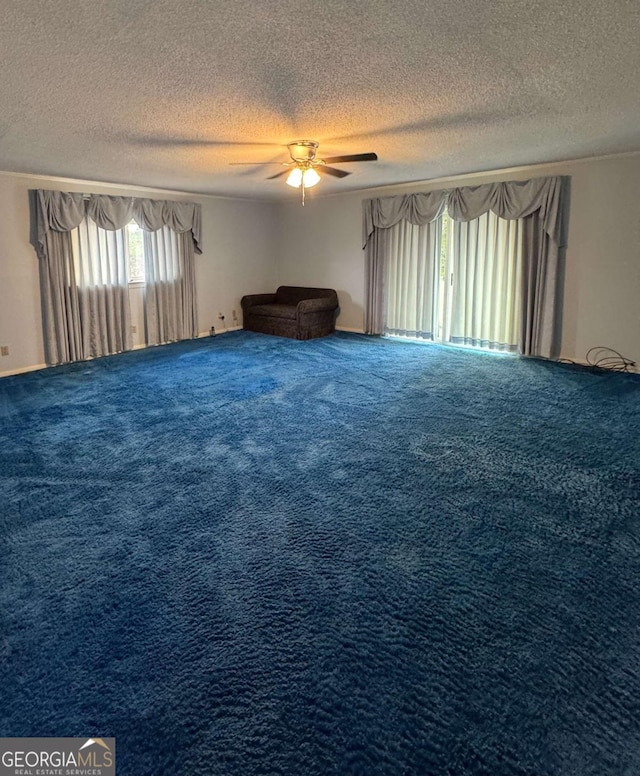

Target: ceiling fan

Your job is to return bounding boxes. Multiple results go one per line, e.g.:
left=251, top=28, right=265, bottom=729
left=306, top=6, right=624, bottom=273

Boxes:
left=231, top=140, right=378, bottom=204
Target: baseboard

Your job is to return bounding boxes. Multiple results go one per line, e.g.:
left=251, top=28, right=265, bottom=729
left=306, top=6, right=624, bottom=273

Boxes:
left=0, top=362, right=48, bottom=379
left=198, top=326, right=242, bottom=338
left=336, top=325, right=365, bottom=334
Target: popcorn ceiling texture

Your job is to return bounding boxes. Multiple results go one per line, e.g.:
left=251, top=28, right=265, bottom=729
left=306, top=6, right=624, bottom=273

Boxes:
left=1, top=0, right=639, bottom=198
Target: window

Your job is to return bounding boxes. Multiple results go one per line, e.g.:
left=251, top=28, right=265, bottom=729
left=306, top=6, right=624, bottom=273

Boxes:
left=126, top=222, right=145, bottom=284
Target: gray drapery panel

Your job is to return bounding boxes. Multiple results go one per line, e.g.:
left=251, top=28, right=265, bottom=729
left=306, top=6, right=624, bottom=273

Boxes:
left=37, top=230, right=83, bottom=365
left=519, top=214, right=560, bottom=358
left=178, top=231, right=199, bottom=340
left=143, top=226, right=198, bottom=346
left=362, top=176, right=567, bottom=356
left=364, top=228, right=388, bottom=334
left=33, top=189, right=202, bottom=257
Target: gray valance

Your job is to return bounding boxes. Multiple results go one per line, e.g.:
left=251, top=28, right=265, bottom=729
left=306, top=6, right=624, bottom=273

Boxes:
left=447, top=177, right=566, bottom=246
left=362, top=191, right=448, bottom=247
left=363, top=176, right=567, bottom=248
left=33, top=189, right=202, bottom=257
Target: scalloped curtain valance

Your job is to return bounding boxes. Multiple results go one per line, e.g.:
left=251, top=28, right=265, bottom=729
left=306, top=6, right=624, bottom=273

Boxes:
left=33, top=189, right=202, bottom=256
left=362, top=176, right=567, bottom=249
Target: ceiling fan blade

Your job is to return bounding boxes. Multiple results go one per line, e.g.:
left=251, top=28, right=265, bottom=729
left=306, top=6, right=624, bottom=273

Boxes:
left=321, top=166, right=351, bottom=179
left=322, top=152, right=378, bottom=164
left=266, top=170, right=290, bottom=180
left=123, top=135, right=283, bottom=148
left=229, top=162, right=287, bottom=165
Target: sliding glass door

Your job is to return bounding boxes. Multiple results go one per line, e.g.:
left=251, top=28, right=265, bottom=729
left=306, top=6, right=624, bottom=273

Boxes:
left=384, top=210, right=523, bottom=353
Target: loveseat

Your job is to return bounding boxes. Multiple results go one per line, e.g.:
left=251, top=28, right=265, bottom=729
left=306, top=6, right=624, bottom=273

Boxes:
left=241, top=286, right=339, bottom=340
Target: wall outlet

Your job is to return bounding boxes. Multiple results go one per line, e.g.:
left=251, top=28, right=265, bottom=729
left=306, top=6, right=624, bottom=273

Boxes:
left=218, top=312, right=225, bottom=320
left=0, top=345, right=9, bottom=357
left=131, top=325, right=137, bottom=334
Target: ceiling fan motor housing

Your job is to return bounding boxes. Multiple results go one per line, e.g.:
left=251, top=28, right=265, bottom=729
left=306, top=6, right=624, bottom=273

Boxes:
left=288, top=140, right=319, bottom=162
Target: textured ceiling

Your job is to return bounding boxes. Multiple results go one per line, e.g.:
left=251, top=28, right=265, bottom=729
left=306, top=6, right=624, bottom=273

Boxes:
left=1, top=0, right=639, bottom=200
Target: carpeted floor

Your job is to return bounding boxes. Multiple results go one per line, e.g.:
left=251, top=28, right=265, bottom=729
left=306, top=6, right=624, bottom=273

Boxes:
left=1, top=331, right=639, bottom=776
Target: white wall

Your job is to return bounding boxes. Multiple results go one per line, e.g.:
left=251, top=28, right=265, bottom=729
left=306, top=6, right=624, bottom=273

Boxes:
left=274, top=194, right=366, bottom=331
left=196, top=195, right=278, bottom=335
left=275, top=153, right=640, bottom=365
left=0, top=174, right=46, bottom=373
left=0, top=172, right=278, bottom=375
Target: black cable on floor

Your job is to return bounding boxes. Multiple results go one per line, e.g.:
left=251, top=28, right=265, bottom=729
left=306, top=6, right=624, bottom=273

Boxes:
left=558, top=346, right=636, bottom=374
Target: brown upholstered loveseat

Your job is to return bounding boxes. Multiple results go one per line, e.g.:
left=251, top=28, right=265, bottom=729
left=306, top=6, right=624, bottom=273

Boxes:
left=241, top=286, right=339, bottom=340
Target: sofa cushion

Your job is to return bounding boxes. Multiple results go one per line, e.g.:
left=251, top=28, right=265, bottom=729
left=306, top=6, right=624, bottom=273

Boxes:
left=275, top=286, right=335, bottom=306
left=248, top=303, right=298, bottom=320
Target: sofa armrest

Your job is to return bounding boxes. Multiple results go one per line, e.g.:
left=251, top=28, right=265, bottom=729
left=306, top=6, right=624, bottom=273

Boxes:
left=297, top=297, right=338, bottom=314
left=241, top=293, right=277, bottom=310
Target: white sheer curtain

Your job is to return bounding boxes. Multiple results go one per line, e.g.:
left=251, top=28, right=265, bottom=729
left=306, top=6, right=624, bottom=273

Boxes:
left=447, top=211, right=523, bottom=352
left=384, top=218, right=442, bottom=340
left=70, top=219, right=132, bottom=359
left=143, top=226, right=198, bottom=346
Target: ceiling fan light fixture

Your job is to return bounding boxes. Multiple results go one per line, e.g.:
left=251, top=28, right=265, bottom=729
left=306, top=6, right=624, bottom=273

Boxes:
left=286, top=165, right=321, bottom=189
left=302, top=167, right=320, bottom=187
left=286, top=167, right=303, bottom=188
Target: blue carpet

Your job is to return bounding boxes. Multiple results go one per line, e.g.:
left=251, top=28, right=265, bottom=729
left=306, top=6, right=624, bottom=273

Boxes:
left=1, top=331, right=639, bottom=776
